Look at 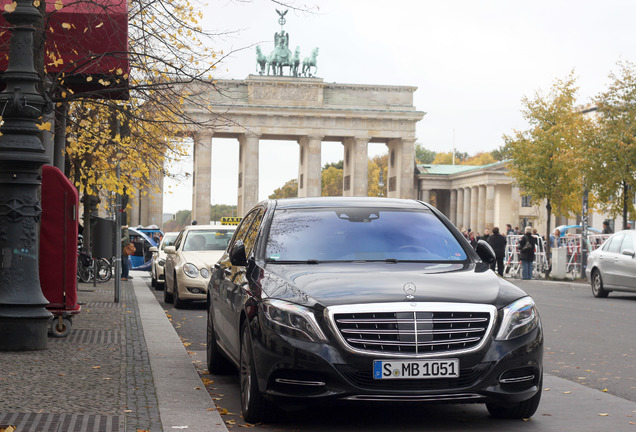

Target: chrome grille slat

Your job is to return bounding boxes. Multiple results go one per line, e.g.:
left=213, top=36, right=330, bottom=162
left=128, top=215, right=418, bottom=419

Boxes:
left=340, top=328, right=485, bottom=335
left=327, top=303, right=495, bottom=357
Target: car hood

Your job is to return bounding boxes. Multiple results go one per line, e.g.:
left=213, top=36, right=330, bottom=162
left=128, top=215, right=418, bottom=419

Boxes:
left=182, top=250, right=225, bottom=267
left=261, top=262, right=527, bottom=309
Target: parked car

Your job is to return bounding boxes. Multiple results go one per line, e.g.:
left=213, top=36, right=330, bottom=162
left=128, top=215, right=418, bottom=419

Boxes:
left=206, top=197, right=543, bottom=423
left=164, top=224, right=236, bottom=308
left=586, top=229, right=636, bottom=297
left=149, top=232, right=179, bottom=290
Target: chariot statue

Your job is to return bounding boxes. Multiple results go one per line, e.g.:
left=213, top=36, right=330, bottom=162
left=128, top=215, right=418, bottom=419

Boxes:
left=255, top=9, right=320, bottom=78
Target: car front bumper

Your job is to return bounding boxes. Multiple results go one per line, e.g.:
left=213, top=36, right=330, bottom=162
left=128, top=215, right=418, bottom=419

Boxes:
left=250, top=317, right=543, bottom=407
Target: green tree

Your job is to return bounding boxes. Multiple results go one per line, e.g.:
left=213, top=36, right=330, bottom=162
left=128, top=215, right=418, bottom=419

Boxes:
left=590, top=61, right=636, bottom=227
left=491, top=145, right=511, bottom=161
left=431, top=151, right=469, bottom=164
left=269, top=179, right=298, bottom=199
left=464, top=152, right=497, bottom=166
left=323, top=160, right=344, bottom=170
left=210, top=204, right=238, bottom=222
left=415, top=144, right=436, bottom=164
left=504, top=72, right=589, bottom=269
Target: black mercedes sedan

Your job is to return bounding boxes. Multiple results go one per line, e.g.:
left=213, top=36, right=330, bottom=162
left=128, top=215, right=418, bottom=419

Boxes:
left=206, top=197, right=543, bottom=423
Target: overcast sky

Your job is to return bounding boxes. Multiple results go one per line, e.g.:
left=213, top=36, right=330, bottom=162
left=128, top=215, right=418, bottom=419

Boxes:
left=163, top=0, right=636, bottom=214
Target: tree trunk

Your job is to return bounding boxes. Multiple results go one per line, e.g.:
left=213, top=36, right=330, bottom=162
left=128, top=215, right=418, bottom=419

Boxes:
left=623, top=180, right=629, bottom=230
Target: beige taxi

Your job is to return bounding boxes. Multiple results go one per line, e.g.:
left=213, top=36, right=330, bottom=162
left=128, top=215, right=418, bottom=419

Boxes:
left=163, top=224, right=236, bottom=308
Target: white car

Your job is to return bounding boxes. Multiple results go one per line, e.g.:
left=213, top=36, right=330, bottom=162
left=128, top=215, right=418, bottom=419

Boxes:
left=149, top=232, right=179, bottom=290
left=164, top=224, right=236, bottom=308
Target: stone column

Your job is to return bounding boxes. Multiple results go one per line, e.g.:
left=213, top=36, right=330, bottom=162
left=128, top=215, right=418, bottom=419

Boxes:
left=450, top=189, right=458, bottom=226
left=238, top=132, right=260, bottom=216
left=420, top=189, right=430, bottom=203
left=463, top=187, right=471, bottom=230
left=457, top=188, right=464, bottom=229
left=387, top=138, right=416, bottom=199
left=343, top=137, right=369, bottom=197
left=486, top=184, right=495, bottom=230
left=478, top=185, right=486, bottom=233
left=192, top=132, right=212, bottom=224
left=297, top=135, right=323, bottom=197
left=140, top=163, right=164, bottom=227
left=470, top=186, right=479, bottom=231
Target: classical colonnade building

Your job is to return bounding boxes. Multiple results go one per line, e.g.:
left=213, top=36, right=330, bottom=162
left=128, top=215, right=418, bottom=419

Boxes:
left=183, top=75, right=424, bottom=223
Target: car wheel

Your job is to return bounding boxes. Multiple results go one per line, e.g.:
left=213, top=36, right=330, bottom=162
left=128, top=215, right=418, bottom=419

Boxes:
left=163, top=274, right=174, bottom=304
left=240, top=323, right=274, bottom=423
left=487, top=375, right=543, bottom=419
left=591, top=270, right=609, bottom=298
left=173, top=276, right=185, bottom=309
left=206, top=301, right=232, bottom=374
left=151, top=269, right=156, bottom=288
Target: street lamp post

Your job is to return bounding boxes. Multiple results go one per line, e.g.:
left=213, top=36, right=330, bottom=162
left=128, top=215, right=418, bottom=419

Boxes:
left=0, top=0, right=53, bottom=350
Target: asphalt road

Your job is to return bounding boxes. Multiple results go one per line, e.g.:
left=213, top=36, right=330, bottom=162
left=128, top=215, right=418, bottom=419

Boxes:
left=142, top=272, right=636, bottom=431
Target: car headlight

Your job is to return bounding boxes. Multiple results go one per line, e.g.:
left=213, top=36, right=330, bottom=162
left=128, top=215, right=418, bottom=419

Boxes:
left=262, top=299, right=327, bottom=342
left=158, top=259, right=165, bottom=267
left=183, top=263, right=199, bottom=278
left=496, top=296, right=540, bottom=340
left=200, top=267, right=210, bottom=279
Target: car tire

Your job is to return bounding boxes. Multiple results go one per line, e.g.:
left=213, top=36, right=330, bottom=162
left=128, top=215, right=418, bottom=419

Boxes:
left=164, top=275, right=174, bottom=304
left=173, top=277, right=185, bottom=309
left=151, top=270, right=156, bottom=288
left=591, top=270, right=609, bottom=298
left=240, top=323, right=275, bottom=424
left=206, top=301, right=232, bottom=374
left=487, top=375, right=543, bottom=419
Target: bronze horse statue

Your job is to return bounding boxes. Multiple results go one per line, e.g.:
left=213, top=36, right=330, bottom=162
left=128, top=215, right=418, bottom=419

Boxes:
left=256, top=46, right=267, bottom=75
left=302, top=47, right=319, bottom=77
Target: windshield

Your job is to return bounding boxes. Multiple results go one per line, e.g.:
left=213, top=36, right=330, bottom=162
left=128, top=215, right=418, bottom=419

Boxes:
left=265, top=207, right=467, bottom=262
left=160, top=235, right=178, bottom=250
left=183, top=229, right=235, bottom=251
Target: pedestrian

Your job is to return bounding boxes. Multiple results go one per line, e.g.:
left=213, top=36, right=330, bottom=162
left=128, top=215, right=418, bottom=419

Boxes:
left=468, top=230, right=478, bottom=249
left=514, top=226, right=520, bottom=235
left=518, top=226, right=537, bottom=280
left=481, top=228, right=491, bottom=243
left=487, top=227, right=507, bottom=276
left=506, top=224, right=514, bottom=236
left=121, top=225, right=132, bottom=281
left=602, top=220, right=613, bottom=234
left=549, top=229, right=560, bottom=248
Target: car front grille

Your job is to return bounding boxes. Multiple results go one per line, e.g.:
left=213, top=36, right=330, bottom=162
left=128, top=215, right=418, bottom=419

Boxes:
left=327, top=303, right=496, bottom=357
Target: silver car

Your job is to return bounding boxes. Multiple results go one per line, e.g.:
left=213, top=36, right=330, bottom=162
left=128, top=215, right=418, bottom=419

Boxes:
left=586, top=230, right=636, bottom=297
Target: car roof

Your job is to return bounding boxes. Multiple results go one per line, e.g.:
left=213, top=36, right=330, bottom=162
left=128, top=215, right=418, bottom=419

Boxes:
left=183, top=224, right=236, bottom=231
left=269, top=197, right=427, bottom=210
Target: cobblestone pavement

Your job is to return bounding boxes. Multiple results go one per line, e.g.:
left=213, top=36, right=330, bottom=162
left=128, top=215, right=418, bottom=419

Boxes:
left=0, top=280, right=161, bottom=432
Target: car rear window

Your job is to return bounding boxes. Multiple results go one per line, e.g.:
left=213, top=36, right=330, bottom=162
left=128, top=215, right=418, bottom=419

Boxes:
left=183, top=229, right=236, bottom=251
left=265, top=207, right=467, bottom=262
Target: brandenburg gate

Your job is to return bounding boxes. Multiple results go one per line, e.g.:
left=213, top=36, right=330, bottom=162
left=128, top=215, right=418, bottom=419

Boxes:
left=184, top=75, right=425, bottom=223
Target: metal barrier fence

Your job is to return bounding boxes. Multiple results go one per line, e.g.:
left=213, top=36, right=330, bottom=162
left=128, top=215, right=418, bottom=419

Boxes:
left=504, top=233, right=611, bottom=279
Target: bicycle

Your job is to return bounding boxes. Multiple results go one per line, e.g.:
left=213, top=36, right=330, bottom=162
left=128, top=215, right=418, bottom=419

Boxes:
left=77, top=250, right=112, bottom=283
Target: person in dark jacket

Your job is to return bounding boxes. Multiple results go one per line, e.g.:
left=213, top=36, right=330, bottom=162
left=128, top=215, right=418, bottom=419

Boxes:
left=487, top=227, right=507, bottom=276
left=518, top=226, right=537, bottom=280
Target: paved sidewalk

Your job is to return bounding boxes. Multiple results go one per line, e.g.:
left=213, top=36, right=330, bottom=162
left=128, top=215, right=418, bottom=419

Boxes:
left=0, top=272, right=228, bottom=432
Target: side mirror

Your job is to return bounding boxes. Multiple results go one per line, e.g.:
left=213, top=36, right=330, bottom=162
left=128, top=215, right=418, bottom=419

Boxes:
left=475, top=240, right=496, bottom=265
left=164, top=246, right=176, bottom=255
left=149, top=246, right=158, bottom=253
left=622, top=249, right=635, bottom=257
left=229, top=240, right=248, bottom=266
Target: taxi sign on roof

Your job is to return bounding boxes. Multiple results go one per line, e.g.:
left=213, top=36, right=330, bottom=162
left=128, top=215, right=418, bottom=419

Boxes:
left=221, top=217, right=242, bottom=225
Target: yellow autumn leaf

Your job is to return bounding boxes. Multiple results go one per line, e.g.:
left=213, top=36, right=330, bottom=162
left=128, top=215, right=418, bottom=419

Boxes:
left=95, top=22, right=103, bottom=28
left=33, top=0, right=40, bottom=6
left=37, top=122, right=52, bottom=131
left=61, top=23, right=71, bottom=29
left=54, top=0, right=63, bottom=10
left=4, top=2, right=16, bottom=12
left=86, top=76, right=93, bottom=82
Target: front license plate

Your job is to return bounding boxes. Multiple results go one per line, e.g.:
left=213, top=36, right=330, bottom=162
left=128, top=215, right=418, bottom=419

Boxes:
left=373, top=359, right=459, bottom=379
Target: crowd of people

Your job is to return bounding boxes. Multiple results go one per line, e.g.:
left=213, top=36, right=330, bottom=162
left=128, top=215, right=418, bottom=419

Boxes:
left=459, top=220, right=616, bottom=281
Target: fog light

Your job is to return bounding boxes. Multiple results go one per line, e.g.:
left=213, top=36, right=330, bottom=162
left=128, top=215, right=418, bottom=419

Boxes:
left=188, top=287, right=205, bottom=294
